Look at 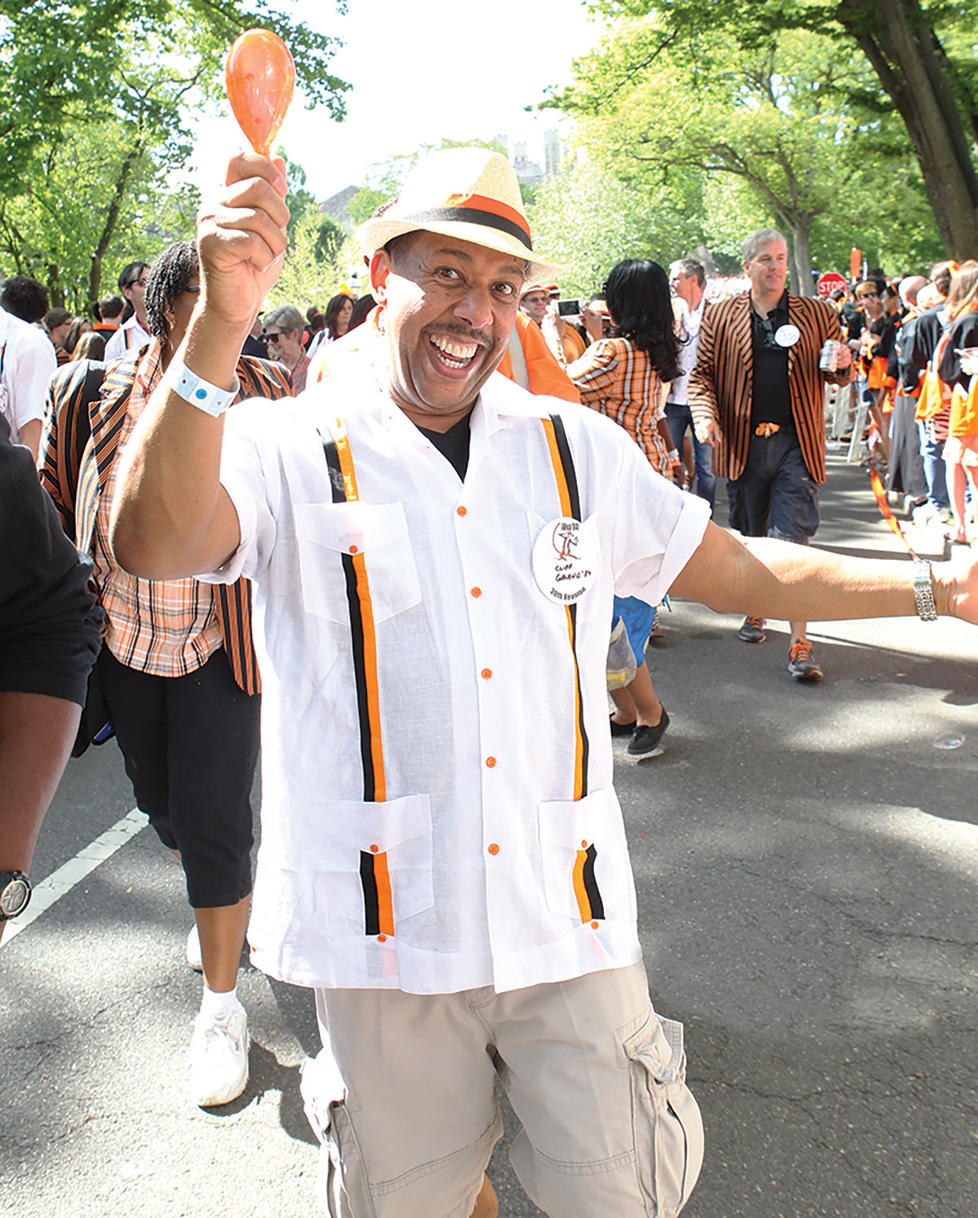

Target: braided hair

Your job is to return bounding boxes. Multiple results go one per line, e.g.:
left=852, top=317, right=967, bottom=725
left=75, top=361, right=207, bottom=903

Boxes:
left=145, top=242, right=198, bottom=343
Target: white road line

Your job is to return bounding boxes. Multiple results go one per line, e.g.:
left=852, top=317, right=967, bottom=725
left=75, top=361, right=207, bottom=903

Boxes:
left=2, top=808, right=145, bottom=946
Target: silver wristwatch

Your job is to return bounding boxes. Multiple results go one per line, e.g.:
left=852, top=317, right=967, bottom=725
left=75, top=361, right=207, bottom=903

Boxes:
left=0, top=871, right=32, bottom=921
left=912, top=560, right=938, bottom=622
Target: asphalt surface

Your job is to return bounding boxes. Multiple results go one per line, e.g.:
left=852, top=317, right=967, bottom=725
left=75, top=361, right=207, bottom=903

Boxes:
left=2, top=452, right=976, bottom=1218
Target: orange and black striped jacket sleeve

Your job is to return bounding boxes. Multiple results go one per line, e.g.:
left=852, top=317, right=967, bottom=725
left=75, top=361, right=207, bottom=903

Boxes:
left=689, top=292, right=840, bottom=483
left=39, top=359, right=111, bottom=537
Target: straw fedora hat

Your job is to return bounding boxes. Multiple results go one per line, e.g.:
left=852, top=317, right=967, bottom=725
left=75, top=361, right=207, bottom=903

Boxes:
left=357, top=147, right=560, bottom=283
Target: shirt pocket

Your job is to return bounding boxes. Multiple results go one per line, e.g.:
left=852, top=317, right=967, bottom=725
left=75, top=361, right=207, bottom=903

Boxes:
left=295, top=793, right=435, bottom=936
left=538, top=788, right=631, bottom=924
left=293, top=501, right=421, bottom=625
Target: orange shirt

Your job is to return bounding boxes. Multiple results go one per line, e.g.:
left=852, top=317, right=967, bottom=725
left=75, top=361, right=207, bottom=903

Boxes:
left=496, top=313, right=580, bottom=403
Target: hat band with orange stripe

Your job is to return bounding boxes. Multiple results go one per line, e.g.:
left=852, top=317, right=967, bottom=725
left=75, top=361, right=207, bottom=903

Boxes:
left=398, top=205, right=532, bottom=252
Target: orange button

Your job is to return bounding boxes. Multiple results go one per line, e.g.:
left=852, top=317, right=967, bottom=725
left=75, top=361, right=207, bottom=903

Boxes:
left=471, top=586, right=482, bottom=598
left=378, top=933, right=387, bottom=942
left=591, top=921, right=599, bottom=930
left=481, top=668, right=493, bottom=680
left=369, top=843, right=379, bottom=853
left=485, top=756, right=496, bottom=768
left=487, top=843, right=500, bottom=855
left=349, top=545, right=359, bottom=554
left=581, top=839, right=588, bottom=848
left=457, top=505, right=467, bottom=516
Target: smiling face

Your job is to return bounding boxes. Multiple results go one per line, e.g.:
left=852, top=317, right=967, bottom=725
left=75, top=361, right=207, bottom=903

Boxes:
left=371, top=231, right=525, bottom=430
left=745, top=238, right=788, bottom=309
left=520, top=288, right=548, bottom=324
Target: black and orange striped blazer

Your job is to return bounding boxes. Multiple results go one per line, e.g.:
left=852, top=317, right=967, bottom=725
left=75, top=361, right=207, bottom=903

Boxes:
left=689, top=292, right=841, bottom=483
left=39, top=349, right=293, bottom=695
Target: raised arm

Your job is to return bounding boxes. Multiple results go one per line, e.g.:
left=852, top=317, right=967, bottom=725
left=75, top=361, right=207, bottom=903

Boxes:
left=671, top=520, right=978, bottom=625
left=110, top=153, right=290, bottom=580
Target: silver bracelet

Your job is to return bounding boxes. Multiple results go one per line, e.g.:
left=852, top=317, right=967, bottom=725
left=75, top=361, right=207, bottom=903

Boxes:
left=912, top=559, right=938, bottom=622
left=164, top=358, right=238, bottom=417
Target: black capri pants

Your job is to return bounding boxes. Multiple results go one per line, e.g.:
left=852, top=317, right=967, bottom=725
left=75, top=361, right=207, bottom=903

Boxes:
left=99, top=646, right=260, bottom=908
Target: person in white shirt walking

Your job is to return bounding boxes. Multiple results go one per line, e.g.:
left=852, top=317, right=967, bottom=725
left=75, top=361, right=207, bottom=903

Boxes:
left=666, top=258, right=715, bottom=511
left=111, top=146, right=978, bottom=1218
left=104, top=261, right=152, bottom=360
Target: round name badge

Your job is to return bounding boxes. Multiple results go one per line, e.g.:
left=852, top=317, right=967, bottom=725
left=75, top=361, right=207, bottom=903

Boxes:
left=532, top=517, right=598, bottom=605
left=774, top=324, right=800, bottom=348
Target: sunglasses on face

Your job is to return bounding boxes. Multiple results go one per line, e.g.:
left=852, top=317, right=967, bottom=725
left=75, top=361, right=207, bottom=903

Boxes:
left=127, top=277, right=148, bottom=289
left=263, top=331, right=282, bottom=342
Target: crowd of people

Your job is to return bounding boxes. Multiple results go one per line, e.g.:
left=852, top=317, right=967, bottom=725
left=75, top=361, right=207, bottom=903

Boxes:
left=2, top=143, right=978, bottom=1218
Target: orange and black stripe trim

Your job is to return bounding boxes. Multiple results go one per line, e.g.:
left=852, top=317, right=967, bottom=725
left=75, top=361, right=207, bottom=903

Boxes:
left=360, top=848, right=395, bottom=939
left=573, top=843, right=605, bottom=923
left=540, top=413, right=589, bottom=801
left=320, top=421, right=386, bottom=807
left=401, top=191, right=532, bottom=252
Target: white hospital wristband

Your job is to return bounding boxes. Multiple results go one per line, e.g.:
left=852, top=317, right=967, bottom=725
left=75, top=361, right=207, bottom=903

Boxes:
left=165, top=358, right=238, bottom=417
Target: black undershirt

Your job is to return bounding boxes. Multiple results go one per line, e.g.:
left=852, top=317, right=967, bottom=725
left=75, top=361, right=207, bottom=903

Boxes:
left=415, top=411, right=473, bottom=481
left=751, top=291, right=792, bottom=428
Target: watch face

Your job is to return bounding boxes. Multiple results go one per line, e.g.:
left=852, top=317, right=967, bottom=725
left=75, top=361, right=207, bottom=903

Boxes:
left=0, top=878, right=30, bottom=918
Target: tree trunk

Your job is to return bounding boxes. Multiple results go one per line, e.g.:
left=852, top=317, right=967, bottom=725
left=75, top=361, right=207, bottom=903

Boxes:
left=838, top=0, right=978, bottom=258
left=86, top=138, right=144, bottom=311
left=790, top=224, right=814, bottom=296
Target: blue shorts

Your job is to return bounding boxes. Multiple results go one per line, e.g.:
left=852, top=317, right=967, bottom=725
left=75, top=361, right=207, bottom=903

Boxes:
left=612, top=596, right=656, bottom=668
left=727, top=430, right=819, bottom=544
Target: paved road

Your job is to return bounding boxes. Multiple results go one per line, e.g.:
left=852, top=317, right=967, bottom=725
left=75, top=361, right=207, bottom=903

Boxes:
left=2, top=454, right=976, bottom=1218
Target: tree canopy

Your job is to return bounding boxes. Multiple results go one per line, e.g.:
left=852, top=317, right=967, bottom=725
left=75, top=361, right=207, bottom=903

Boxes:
left=0, top=1, right=348, bottom=308
left=551, top=20, right=944, bottom=291
left=573, top=0, right=978, bottom=257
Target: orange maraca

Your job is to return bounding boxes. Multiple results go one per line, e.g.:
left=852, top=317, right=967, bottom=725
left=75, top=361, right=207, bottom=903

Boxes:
left=225, top=28, right=295, bottom=157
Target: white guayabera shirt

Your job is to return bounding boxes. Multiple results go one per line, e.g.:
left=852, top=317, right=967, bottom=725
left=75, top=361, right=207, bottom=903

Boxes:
left=203, top=346, right=709, bottom=995
left=0, top=306, right=56, bottom=441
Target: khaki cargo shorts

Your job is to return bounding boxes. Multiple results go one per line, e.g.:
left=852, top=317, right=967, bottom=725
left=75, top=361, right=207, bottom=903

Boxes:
left=300, top=962, right=703, bottom=1217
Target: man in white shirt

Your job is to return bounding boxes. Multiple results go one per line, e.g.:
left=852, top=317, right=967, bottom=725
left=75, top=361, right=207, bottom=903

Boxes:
left=667, top=259, right=715, bottom=510
left=0, top=303, right=56, bottom=460
left=110, top=148, right=978, bottom=1218
left=104, top=261, right=151, bottom=360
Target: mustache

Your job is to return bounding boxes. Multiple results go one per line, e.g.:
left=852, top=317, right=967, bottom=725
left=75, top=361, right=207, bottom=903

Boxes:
left=427, top=322, right=492, bottom=347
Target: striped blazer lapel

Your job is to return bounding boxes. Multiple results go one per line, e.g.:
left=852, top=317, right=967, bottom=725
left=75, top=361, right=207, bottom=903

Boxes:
left=75, top=355, right=139, bottom=553
left=724, top=294, right=754, bottom=479
left=90, top=355, right=139, bottom=492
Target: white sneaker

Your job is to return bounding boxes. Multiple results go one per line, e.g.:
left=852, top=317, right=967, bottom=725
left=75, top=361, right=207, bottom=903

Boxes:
left=186, top=924, right=203, bottom=972
left=189, top=1007, right=250, bottom=1107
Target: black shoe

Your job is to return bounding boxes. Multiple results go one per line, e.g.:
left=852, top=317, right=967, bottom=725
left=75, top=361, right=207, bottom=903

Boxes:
left=737, top=616, right=766, bottom=643
left=627, top=709, right=669, bottom=757
left=610, top=715, right=637, bottom=737
left=787, top=639, right=823, bottom=681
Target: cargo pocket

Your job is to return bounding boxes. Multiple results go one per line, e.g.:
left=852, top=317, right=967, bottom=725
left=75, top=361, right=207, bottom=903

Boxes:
left=301, top=1052, right=376, bottom=1217
left=622, top=1013, right=704, bottom=1217
left=294, top=500, right=421, bottom=625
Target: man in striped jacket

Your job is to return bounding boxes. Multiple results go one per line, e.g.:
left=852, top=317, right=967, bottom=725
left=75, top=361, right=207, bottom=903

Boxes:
left=689, top=228, right=851, bottom=680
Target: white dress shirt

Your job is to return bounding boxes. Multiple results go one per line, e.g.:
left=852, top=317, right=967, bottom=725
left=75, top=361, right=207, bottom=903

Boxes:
left=205, top=349, right=709, bottom=995
left=103, top=314, right=151, bottom=361
left=0, top=307, right=56, bottom=440
left=668, top=296, right=707, bottom=406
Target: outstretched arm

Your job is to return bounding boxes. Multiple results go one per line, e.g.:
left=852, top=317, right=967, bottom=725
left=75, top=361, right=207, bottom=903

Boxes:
left=671, top=520, right=978, bottom=625
left=110, top=152, right=290, bottom=580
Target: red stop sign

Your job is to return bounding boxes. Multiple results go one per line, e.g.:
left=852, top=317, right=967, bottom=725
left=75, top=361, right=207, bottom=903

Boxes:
left=817, top=271, right=847, bottom=297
